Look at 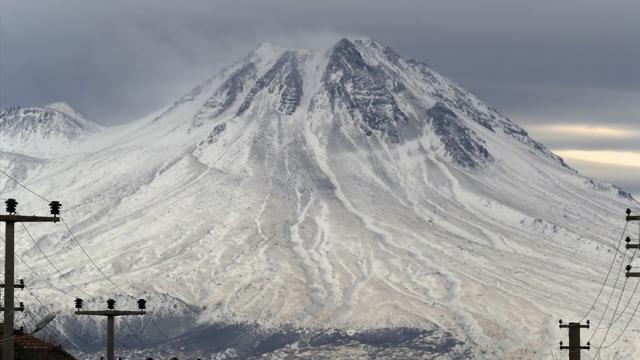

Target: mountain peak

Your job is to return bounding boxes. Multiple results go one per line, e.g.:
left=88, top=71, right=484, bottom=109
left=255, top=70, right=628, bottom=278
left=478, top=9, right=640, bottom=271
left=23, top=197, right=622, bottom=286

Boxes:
left=0, top=103, right=101, bottom=157
left=179, top=38, right=565, bottom=170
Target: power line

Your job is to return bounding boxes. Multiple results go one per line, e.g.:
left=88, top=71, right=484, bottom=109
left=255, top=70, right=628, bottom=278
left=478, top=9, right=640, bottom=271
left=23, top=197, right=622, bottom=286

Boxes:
left=23, top=285, right=101, bottom=352
left=579, top=222, right=629, bottom=323
left=587, top=241, right=629, bottom=342
left=59, top=216, right=128, bottom=295
left=590, top=247, right=638, bottom=332
left=598, top=287, right=640, bottom=350
left=0, top=234, right=74, bottom=298
left=0, top=168, right=127, bottom=293
left=609, top=248, right=640, bottom=326
left=0, top=168, right=174, bottom=344
left=592, top=217, right=640, bottom=359
left=0, top=168, right=50, bottom=202
left=20, top=222, right=93, bottom=298
left=591, top=277, right=629, bottom=359
left=594, top=222, right=640, bottom=356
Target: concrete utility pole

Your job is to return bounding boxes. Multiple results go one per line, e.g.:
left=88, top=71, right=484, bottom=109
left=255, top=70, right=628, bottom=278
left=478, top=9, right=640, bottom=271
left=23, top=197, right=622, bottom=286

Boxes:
left=0, top=198, right=60, bottom=360
left=559, top=320, right=591, bottom=360
left=74, top=298, right=147, bottom=360
left=625, top=209, right=640, bottom=279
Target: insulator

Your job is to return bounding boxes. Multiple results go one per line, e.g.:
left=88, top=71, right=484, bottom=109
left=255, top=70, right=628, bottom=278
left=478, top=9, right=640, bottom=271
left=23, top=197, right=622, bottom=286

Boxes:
left=107, top=298, right=116, bottom=310
left=627, top=208, right=632, bottom=215
left=74, top=298, right=83, bottom=309
left=137, top=299, right=147, bottom=310
left=5, top=198, right=18, bottom=214
left=49, top=201, right=61, bottom=216
left=626, top=236, right=632, bottom=243
left=627, top=265, right=632, bottom=271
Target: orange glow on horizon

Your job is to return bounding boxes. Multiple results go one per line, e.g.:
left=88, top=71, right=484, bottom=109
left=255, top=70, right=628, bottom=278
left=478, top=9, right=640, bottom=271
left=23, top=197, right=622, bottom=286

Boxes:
left=530, top=125, right=640, bottom=138
left=554, top=150, right=640, bottom=168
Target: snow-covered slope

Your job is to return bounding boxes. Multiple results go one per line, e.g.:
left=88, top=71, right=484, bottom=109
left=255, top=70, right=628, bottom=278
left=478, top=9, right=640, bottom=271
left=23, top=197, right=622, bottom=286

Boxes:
left=1, top=38, right=637, bottom=359
left=0, top=102, right=102, bottom=157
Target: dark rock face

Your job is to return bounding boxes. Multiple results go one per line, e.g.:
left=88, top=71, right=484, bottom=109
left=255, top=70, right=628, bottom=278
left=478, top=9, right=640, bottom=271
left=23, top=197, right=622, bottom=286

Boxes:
left=236, top=51, right=303, bottom=116
left=321, top=39, right=409, bottom=141
left=427, top=103, right=493, bottom=168
left=0, top=106, right=95, bottom=139
left=192, top=63, right=258, bottom=127
left=207, top=123, right=226, bottom=143
left=206, top=63, right=257, bottom=117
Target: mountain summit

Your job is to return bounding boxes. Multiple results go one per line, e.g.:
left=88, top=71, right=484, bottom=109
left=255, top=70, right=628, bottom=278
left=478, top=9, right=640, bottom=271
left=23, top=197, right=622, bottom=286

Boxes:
left=0, top=102, right=101, bottom=157
left=1, top=38, right=637, bottom=358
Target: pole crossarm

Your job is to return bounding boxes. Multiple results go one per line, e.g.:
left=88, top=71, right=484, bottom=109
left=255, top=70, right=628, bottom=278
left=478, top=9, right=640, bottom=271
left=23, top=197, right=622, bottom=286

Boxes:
left=0, top=215, right=59, bottom=223
left=627, top=215, right=640, bottom=221
left=73, top=298, right=147, bottom=360
left=559, top=323, right=590, bottom=329
left=0, top=281, right=25, bottom=289
left=558, top=320, right=590, bottom=360
left=75, top=310, right=146, bottom=316
left=560, top=345, right=591, bottom=350
left=625, top=272, right=640, bottom=278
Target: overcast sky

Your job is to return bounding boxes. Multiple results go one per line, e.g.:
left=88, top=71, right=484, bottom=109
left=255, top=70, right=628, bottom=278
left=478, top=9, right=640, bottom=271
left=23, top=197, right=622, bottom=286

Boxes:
left=1, top=0, right=638, bottom=197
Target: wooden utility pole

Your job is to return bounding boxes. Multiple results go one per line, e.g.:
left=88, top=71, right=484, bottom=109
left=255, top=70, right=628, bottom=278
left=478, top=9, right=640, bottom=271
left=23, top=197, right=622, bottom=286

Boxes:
left=559, top=320, right=591, bottom=360
left=0, top=198, right=60, bottom=360
left=74, top=298, right=146, bottom=360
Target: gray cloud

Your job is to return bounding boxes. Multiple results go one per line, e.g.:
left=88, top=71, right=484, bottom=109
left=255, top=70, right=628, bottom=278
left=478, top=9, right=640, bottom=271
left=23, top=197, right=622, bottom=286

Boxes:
left=1, top=0, right=638, bottom=195
left=2, top=0, right=639, bottom=125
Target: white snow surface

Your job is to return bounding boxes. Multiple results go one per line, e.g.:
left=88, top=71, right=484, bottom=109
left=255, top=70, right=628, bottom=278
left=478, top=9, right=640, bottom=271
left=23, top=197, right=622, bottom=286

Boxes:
left=0, top=38, right=638, bottom=359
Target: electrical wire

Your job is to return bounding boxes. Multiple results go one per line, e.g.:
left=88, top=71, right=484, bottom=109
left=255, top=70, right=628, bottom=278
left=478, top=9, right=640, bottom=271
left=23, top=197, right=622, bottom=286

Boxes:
left=595, top=223, right=640, bottom=356
left=0, top=234, right=74, bottom=298
left=0, top=168, right=174, bottom=344
left=592, top=276, right=629, bottom=359
left=587, top=246, right=629, bottom=341
left=61, top=216, right=157, bottom=350
left=59, top=216, right=128, bottom=295
left=599, top=283, right=640, bottom=350
left=1, top=170, right=161, bottom=347
left=580, top=222, right=629, bottom=323
left=20, top=222, right=93, bottom=298
left=23, top=285, right=101, bottom=352
left=608, top=247, right=640, bottom=326
left=0, top=168, right=50, bottom=202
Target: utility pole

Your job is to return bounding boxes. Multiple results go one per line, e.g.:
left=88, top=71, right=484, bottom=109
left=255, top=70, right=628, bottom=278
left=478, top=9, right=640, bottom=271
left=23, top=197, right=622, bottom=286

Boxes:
left=625, top=208, right=640, bottom=279
left=74, top=298, right=147, bottom=360
left=555, top=209, right=639, bottom=359
left=558, top=320, right=591, bottom=360
left=0, top=198, right=60, bottom=360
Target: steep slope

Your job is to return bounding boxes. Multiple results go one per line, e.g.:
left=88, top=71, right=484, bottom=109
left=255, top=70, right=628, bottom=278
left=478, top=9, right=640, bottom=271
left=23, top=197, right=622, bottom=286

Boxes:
left=1, top=39, right=638, bottom=359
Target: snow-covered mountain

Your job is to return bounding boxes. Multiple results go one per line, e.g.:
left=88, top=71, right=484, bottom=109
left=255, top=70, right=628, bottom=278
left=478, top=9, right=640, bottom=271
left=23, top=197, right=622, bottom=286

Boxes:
left=0, top=102, right=102, bottom=157
left=0, top=38, right=637, bottom=359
